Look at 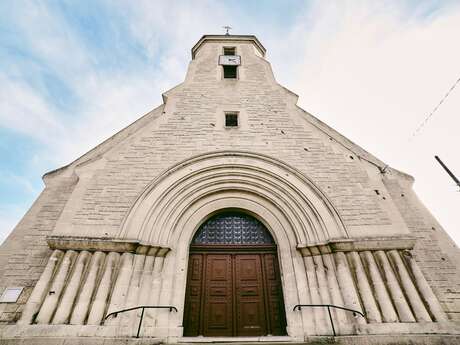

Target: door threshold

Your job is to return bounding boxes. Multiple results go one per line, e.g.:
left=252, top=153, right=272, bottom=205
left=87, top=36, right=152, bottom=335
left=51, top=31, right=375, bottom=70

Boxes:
left=178, top=336, right=294, bottom=343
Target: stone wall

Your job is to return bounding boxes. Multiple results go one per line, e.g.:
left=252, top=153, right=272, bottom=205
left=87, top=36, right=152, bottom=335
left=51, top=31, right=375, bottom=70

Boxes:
left=50, top=40, right=405, bottom=242
left=383, top=172, right=460, bottom=319
left=8, top=240, right=452, bottom=338
left=1, top=35, right=459, bottom=339
left=0, top=176, right=77, bottom=323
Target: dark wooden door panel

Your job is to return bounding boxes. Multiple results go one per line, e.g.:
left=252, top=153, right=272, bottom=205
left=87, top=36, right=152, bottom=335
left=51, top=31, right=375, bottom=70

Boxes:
left=262, top=253, right=287, bottom=335
left=184, top=250, right=286, bottom=337
left=203, top=255, right=233, bottom=336
left=184, top=254, right=204, bottom=336
left=235, top=254, right=267, bottom=336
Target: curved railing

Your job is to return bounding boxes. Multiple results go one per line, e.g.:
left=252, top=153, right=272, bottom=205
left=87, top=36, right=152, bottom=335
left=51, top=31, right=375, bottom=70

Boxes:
left=105, top=303, right=362, bottom=338
left=105, top=305, right=178, bottom=338
left=293, top=304, right=365, bottom=336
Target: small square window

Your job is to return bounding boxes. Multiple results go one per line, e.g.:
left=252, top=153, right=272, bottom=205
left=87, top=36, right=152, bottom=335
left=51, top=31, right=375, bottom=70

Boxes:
left=225, top=112, right=238, bottom=127
left=223, top=47, right=236, bottom=56
left=223, top=65, right=237, bottom=79
left=0, top=287, right=23, bottom=303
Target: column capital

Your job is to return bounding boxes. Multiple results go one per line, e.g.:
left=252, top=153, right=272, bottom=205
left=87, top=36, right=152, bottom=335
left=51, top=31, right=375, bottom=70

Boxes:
left=46, top=235, right=171, bottom=256
left=297, top=236, right=416, bottom=256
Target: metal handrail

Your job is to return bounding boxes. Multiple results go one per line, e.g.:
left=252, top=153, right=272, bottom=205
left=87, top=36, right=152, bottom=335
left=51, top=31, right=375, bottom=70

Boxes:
left=105, top=305, right=178, bottom=338
left=293, top=304, right=365, bottom=336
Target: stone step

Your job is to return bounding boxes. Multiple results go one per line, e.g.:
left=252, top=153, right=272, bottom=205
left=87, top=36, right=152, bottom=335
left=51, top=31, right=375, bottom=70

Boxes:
left=2, top=335, right=460, bottom=345
left=178, top=336, right=294, bottom=343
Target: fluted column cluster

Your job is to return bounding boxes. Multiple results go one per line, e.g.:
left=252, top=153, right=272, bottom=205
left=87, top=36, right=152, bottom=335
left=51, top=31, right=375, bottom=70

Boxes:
left=19, top=238, right=447, bottom=338
left=18, top=246, right=170, bottom=332
left=298, top=246, right=447, bottom=336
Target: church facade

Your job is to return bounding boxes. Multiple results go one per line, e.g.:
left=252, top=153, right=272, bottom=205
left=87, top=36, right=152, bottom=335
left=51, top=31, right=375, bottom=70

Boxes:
left=1, top=35, right=460, bottom=344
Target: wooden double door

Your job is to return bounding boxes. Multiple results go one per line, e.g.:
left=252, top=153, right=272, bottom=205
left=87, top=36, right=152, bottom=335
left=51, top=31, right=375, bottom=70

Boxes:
left=184, top=247, right=286, bottom=337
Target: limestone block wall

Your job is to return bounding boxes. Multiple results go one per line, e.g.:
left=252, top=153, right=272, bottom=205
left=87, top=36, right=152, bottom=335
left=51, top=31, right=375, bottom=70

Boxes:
left=383, top=172, right=460, bottom=320
left=0, top=105, right=164, bottom=325
left=48, top=39, right=405, bottom=244
left=0, top=176, right=76, bottom=324
left=1, top=35, right=459, bottom=334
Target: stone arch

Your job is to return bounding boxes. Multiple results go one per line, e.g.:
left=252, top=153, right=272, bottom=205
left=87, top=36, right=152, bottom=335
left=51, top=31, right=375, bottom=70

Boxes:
left=119, top=150, right=347, bottom=246
left=117, top=151, right=347, bottom=338
left=157, top=193, right=305, bottom=338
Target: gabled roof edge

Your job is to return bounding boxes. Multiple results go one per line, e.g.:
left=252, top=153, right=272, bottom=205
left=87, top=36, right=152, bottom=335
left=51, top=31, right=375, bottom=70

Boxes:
left=43, top=104, right=165, bottom=180
left=296, top=105, right=414, bottom=181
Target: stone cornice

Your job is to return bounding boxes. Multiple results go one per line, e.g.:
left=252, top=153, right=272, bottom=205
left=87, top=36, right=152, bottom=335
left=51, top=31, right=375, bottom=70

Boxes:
left=191, top=35, right=266, bottom=58
left=46, top=235, right=170, bottom=256
left=297, top=236, right=416, bottom=256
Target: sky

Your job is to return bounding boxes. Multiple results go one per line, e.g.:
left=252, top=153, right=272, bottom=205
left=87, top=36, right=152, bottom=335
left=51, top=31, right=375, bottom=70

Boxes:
left=0, top=0, right=459, bottom=245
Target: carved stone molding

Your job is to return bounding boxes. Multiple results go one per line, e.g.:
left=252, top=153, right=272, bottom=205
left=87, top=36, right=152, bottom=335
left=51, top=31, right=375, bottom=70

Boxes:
left=297, top=236, right=416, bottom=256
left=46, top=235, right=171, bottom=256
left=119, top=150, right=348, bottom=246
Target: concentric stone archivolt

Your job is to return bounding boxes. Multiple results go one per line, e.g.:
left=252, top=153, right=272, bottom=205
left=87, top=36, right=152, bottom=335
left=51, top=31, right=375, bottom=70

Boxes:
left=119, top=150, right=347, bottom=247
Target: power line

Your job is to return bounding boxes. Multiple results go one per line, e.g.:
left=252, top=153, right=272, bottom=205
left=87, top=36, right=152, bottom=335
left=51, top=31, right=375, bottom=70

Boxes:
left=411, top=75, right=460, bottom=139
left=435, top=155, right=460, bottom=190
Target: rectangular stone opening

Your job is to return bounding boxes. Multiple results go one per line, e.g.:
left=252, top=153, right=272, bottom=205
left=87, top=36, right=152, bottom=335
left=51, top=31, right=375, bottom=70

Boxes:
left=223, top=65, right=237, bottom=79
left=225, top=112, right=239, bottom=127
left=223, top=47, right=236, bottom=56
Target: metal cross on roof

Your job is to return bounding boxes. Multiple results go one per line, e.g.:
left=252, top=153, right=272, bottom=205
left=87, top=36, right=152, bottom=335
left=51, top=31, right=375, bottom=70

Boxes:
left=223, top=26, right=232, bottom=35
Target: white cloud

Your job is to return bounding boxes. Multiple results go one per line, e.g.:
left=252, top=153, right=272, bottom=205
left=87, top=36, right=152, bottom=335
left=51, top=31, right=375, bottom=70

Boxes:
left=1, top=0, right=459, bottom=247
left=0, top=0, right=232, bottom=241
left=0, top=76, right=65, bottom=140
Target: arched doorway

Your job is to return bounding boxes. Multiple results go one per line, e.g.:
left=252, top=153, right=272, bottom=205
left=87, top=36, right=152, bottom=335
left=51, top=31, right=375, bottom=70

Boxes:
left=183, top=211, right=287, bottom=337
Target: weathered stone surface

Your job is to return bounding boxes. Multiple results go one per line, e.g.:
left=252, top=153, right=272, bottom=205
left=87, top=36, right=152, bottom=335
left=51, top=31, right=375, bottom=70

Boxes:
left=3, top=335, right=460, bottom=345
left=1, top=34, right=459, bottom=343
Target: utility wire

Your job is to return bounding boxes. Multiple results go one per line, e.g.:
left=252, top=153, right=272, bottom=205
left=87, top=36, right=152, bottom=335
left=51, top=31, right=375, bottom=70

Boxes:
left=411, top=75, right=460, bottom=139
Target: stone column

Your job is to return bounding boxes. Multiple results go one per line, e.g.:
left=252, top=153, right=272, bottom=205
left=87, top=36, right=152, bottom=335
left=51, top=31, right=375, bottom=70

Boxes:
left=389, top=250, right=432, bottom=322
left=145, top=249, right=168, bottom=335
left=322, top=253, right=351, bottom=335
left=141, top=257, right=163, bottom=336
left=18, top=249, right=63, bottom=325
left=312, top=254, right=334, bottom=335
left=374, top=250, right=415, bottom=322
left=130, top=254, right=155, bottom=334
left=70, top=251, right=104, bottom=325
left=403, top=250, right=449, bottom=321
left=105, top=252, right=134, bottom=326
left=334, top=252, right=366, bottom=326
left=137, top=255, right=156, bottom=306
left=122, top=254, right=146, bottom=336
left=361, top=251, right=398, bottom=323
left=292, top=253, right=315, bottom=336
left=403, top=251, right=448, bottom=321
left=303, top=255, right=327, bottom=335
left=87, top=252, right=120, bottom=325
left=156, top=250, right=178, bottom=337
left=348, top=251, right=381, bottom=323
left=35, top=250, right=77, bottom=324
left=53, top=250, right=90, bottom=324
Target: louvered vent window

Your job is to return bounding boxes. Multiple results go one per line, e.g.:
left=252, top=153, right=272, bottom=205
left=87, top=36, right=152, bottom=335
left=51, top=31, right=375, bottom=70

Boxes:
left=221, top=47, right=238, bottom=79
left=223, top=47, right=236, bottom=56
